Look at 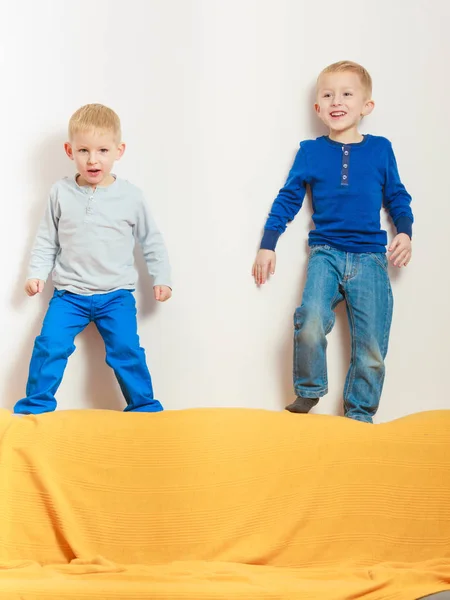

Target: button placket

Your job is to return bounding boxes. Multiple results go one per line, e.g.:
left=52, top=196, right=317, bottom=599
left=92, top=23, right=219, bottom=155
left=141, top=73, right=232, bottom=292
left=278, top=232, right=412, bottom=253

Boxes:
left=341, top=146, right=350, bottom=186
left=85, top=188, right=97, bottom=217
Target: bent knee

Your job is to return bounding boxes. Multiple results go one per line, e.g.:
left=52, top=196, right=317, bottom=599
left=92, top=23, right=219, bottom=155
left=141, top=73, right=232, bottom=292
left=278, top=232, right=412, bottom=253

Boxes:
left=294, top=305, right=332, bottom=344
left=358, top=341, right=384, bottom=370
left=34, top=334, right=75, bottom=356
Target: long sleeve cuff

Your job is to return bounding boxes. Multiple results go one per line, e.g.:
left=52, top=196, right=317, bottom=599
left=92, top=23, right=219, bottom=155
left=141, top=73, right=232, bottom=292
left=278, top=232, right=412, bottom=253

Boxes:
left=395, top=217, right=413, bottom=239
left=27, top=270, right=51, bottom=282
left=260, top=229, right=281, bottom=251
left=153, top=277, right=172, bottom=289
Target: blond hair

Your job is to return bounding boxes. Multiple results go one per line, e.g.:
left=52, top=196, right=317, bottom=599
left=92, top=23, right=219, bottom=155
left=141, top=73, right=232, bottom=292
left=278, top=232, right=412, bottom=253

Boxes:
left=318, top=61, right=373, bottom=97
left=68, top=104, right=122, bottom=141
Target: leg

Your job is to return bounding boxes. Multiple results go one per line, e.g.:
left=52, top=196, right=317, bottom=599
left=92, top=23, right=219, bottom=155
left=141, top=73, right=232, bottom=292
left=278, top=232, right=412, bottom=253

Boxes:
left=14, top=291, right=90, bottom=414
left=288, top=246, right=345, bottom=412
left=343, top=253, right=393, bottom=423
left=94, top=290, right=163, bottom=412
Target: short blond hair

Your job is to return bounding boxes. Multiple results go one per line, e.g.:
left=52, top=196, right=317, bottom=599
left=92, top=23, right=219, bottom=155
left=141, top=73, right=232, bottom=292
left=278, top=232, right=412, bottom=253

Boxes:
left=317, top=61, right=373, bottom=97
left=68, top=104, right=122, bottom=141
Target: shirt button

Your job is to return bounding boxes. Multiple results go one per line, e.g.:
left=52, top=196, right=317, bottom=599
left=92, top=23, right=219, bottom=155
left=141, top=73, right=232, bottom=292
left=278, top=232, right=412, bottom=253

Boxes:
left=344, top=151, right=349, bottom=155
left=343, top=164, right=348, bottom=168
left=342, top=175, right=347, bottom=180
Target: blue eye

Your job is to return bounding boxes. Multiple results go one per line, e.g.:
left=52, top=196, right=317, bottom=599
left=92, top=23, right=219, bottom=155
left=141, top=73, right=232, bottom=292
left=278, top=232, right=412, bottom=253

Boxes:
left=79, top=149, right=88, bottom=153
left=100, top=149, right=109, bottom=153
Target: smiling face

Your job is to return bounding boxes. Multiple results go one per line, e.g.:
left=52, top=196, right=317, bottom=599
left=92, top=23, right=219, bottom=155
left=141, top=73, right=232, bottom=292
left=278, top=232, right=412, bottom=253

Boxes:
left=64, top=128, right=125, bottom=187
left=315, top=70, right=374, bottom=138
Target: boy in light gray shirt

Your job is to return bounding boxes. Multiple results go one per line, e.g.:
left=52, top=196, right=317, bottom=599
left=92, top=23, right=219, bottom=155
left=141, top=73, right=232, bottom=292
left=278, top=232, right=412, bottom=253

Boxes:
left=14, top=104, right=171, bottom=414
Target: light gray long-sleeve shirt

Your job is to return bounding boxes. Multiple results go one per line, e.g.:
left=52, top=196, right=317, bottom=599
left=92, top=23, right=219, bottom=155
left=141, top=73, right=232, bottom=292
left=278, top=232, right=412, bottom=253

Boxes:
left=28, top=176, right=171, bottom=295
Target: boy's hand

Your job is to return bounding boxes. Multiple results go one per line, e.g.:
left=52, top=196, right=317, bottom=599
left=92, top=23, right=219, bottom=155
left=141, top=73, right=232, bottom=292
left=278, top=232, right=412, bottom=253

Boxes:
left=252, top=249, right=276, bottom=285
left=25, top=279, right=45, bottom=296
left=389, top=233, right=412, bottom=267
left=154, top=285, right=172, bottom=302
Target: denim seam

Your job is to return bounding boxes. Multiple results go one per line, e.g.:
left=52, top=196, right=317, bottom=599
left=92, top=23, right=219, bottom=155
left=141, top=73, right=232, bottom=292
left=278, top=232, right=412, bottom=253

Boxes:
left=381, top=278, right=394, bottom=358
left=322, top=289, right=342, bottom=388
left=295, top=387, right=328, bottom=399
left=309, top=244, right=331, bottom=256
left=375, top=281, right=394, bottom=408
left=369, top=277, right=393, bottom=417
left=343, top=293, right=357, bottom=415
left=345, top=254, right=360, bottom=282
left=370, top=253, right=388, bottom=272
left=326, top=288, right=343, bottom=333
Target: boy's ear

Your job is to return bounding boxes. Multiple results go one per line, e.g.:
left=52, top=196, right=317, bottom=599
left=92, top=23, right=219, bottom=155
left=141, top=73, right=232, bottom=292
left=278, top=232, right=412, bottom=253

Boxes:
left=116, top=142, right=126, bottom=160
left=64, top=142, right=74, bottom=160
left=362, top=99, right=375, bottom=117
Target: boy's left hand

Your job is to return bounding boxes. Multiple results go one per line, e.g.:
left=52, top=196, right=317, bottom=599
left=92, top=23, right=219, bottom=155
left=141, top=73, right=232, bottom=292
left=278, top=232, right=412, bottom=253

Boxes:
left=154, top=285, right=172, bottom=302
left=389, top=233, right=412, bottom=267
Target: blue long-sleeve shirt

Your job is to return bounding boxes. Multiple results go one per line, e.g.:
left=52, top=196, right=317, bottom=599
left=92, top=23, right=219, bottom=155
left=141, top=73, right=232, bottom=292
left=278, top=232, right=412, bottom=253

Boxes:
left=260, top=135, right=413, bottom=253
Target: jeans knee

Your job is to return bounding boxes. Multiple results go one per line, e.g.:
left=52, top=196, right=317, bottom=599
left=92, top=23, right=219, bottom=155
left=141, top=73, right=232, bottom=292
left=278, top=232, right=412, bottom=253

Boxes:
left=106, top=338, right=143, bottom=363
left=359, top=341, right=384, bottom=371
left=33, top=334, right=75, bottom=359
left=294, top=305, right=330, bottom=345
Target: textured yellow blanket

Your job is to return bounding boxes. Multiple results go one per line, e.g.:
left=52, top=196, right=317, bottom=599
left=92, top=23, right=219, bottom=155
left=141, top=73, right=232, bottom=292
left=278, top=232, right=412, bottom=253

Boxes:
left=0, top=407, right=449, bottom=599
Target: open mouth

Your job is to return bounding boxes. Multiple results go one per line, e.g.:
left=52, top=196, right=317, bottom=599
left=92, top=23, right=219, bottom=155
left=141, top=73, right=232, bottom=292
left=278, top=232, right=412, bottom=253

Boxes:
left=87, top=169, right=101, bottom=175
left=330, top=111, right=347, bottom=118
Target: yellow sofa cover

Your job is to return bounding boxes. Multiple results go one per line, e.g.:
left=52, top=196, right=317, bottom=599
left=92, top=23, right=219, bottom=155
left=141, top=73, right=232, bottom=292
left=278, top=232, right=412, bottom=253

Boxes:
left=0, top=407, right=449, bottom=599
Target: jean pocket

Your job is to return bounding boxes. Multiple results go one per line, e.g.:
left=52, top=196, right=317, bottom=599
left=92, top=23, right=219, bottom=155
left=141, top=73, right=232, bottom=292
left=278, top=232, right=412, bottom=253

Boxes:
left=369, top=253, right=388, bottom=272
left=119, top=289, right=137, bottom=308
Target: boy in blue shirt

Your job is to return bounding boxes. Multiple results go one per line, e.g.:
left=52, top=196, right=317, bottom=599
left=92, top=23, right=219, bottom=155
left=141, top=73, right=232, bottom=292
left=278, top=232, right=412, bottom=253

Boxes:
left=252, top=61, right=413, bottom=423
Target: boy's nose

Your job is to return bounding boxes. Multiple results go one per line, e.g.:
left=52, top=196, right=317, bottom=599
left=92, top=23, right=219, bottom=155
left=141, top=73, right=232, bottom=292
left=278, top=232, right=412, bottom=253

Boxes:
left=88, top=154, right=97, bottom=164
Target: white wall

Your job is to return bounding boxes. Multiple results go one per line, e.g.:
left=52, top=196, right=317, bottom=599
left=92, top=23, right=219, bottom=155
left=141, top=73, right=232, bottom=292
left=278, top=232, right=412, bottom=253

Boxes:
left=0, top=0, right=448, bottom=422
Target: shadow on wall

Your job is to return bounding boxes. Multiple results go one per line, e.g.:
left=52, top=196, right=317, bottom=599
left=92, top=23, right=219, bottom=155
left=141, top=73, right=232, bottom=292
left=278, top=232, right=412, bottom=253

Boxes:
left=5, top=135, right=157, bottom=411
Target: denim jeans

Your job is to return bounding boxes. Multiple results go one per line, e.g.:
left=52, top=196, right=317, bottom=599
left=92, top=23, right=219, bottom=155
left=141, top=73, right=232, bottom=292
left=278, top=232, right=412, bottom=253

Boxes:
left=14, top=289, right=163, bottom=414
left=293, top=245, right=393, bottom=423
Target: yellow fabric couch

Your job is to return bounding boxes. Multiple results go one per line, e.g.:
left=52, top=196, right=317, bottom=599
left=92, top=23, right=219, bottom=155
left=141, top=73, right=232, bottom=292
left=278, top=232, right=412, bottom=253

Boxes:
left=0, top=407, right=449, bottom=599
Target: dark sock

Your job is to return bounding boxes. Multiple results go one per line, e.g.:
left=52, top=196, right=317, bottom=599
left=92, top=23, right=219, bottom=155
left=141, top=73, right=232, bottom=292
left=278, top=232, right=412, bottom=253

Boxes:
left=285, top=396, right=319, bottom=414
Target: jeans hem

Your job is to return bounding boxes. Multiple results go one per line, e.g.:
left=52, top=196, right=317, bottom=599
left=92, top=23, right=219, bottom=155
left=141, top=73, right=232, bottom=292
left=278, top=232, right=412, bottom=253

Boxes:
left=123, top=401, right=164, bottom=413
left=294, top=389, right=327, bottom=399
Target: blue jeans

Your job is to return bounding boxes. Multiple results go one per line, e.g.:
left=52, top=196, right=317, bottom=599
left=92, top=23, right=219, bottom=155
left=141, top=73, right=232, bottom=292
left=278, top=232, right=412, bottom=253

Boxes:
left=14, top=289, right=163, bottom=414
left=293, top=246, right=393, bottom=423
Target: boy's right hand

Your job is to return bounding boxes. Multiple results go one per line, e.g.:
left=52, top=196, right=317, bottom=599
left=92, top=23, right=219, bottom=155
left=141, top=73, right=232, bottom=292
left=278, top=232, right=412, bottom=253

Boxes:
left=25, top=279, right=45, bottom=296
left=252, top=249, right=276, bottom=285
